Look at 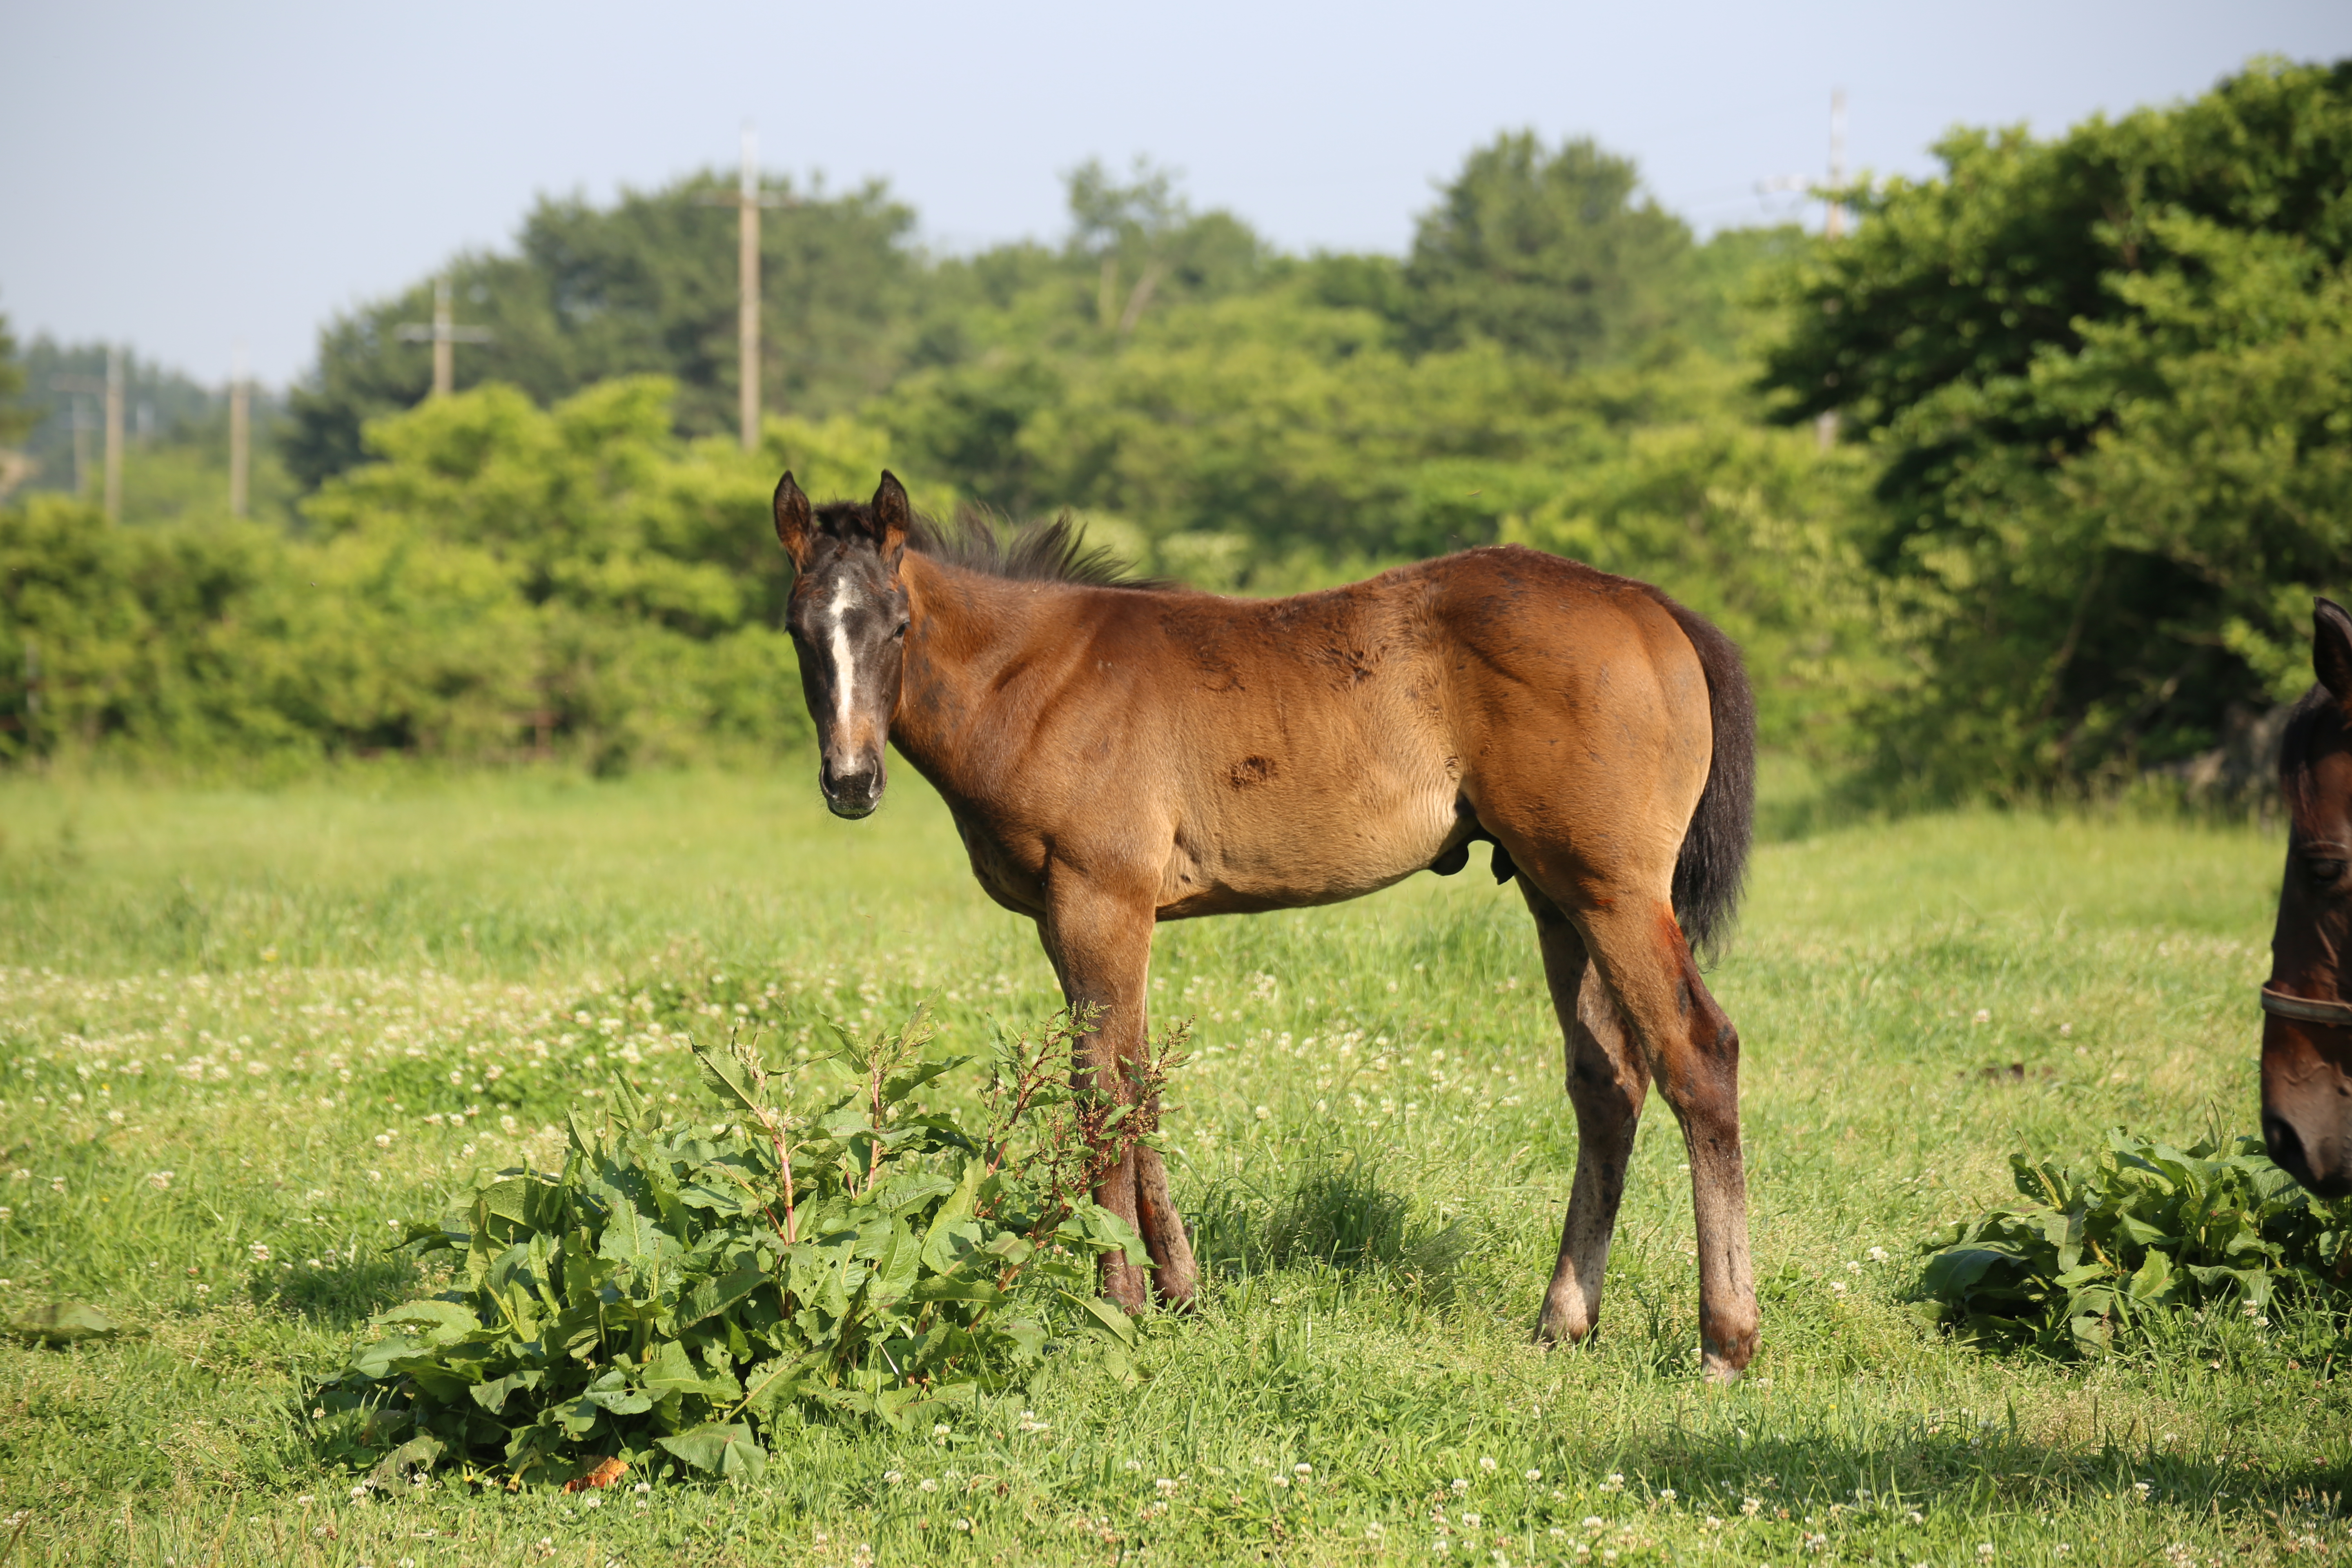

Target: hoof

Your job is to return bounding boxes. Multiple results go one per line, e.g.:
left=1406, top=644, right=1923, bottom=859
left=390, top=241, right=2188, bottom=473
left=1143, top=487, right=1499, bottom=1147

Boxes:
left=1701, top=1331, right=1757, bottom=1383
left=1535, top=1305, right=1595, bottom=1348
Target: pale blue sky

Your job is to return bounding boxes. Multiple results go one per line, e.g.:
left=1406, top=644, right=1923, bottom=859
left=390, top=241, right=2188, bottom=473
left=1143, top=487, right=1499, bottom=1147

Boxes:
left=3, top=0, right=2346, bottom=387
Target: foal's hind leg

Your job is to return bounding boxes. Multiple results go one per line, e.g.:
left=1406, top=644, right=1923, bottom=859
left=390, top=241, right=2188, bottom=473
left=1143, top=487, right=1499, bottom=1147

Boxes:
left=1521, top=882, right=1651, bottom=1348
left=1570, top=896, right=1757, bottom=1379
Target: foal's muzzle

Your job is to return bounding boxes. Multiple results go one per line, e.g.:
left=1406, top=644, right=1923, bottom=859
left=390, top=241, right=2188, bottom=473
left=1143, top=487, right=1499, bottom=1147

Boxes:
left=821, top=755, right=884, bottom=820
left=2265, top=1110, right=2352, bottom=1198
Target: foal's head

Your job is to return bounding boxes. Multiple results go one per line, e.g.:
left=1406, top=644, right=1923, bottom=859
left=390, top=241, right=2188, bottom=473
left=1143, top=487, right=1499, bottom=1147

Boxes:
left=773, top=470, right=912, bottom=819
left=2264, top=598, right=2352, bottom=1194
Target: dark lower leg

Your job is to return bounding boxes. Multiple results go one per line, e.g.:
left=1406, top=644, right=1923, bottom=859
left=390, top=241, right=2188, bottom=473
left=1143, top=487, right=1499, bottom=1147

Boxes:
left=1523, top=887, right=1649, bottom=1345
left=1542, top=963, right=1648, bottom=1343
left=1131, top=1141, right=1197, bottom=1304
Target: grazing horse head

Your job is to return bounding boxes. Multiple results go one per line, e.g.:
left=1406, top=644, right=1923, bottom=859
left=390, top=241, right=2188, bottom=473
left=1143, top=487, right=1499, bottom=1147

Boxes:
left=773, top=470, right=911, bottom=819
left=2263, top=597, right=2352, bottom=1196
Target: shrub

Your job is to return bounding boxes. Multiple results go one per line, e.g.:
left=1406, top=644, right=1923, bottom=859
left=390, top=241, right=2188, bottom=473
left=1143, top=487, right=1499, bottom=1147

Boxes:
left=1913, top=1127, right=2352, bottom=1356
left=318, top=1008, right=1168, bottom=1487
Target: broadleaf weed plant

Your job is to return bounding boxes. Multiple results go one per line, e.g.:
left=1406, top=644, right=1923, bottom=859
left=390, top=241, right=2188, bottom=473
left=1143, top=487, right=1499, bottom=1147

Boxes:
left=1913, top=1126, right=2352, bottom=1357
left=315, top=1004, right=1187, bottom=1488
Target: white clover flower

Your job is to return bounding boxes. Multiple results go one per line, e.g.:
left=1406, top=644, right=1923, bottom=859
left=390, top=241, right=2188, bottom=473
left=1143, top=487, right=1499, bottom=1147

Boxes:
left=1583, top=1517, right=1604, bottom=1529
left=1254, top=1105, right=1271, bottom=1120
left=1867, top=1245, right=1889, bottom=1262
left=1294, top=1463, right=1312, bottom=1477
left=1462, top=1512, right=1481, bottom=1528
left=1452, top=1477, right=1470, bottom=1493
left=882, top=1470, right=902, bottom=1483
left=1478, top=1456, right=1497, bottom=1473
left=147, top=1170, right=174, bottom=1191
left=934, top=1423, right=952, bottom=1438
left=917, top=1478, right=938, bottom=1493
left=1270, top=1474, right=1289, bottom=1488
left=249, top=1242, right=271, bottom=1263
left=582, top=1496, right=602, bottom=1510
left=373, top=1134, right=392, bottom=1149
left=1156, top=1478, right=1179, bottom=1495
left=1831, top=1281, right=1848, bottom=1295
left=1978, top=1546, right=1994, bottom=1561
left=1659, top=1488, right=1676, bottom=1501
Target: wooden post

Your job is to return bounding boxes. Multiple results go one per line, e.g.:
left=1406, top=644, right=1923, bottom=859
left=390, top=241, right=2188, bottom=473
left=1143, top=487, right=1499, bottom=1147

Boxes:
left=739, top=124, right=761, bottom=451
left=396, top=276, right=490, bottom=398
left=228, top=343, right=251, bottom=519
left=1825, top=89, right=1848, bottom=242
left=71, top=399, right=91, bottom=497
left=1816, top=89, right=1848, bottom=452
left=102, top=347, right=124, bottom=522
left=706, top=125, right=791, bottom=450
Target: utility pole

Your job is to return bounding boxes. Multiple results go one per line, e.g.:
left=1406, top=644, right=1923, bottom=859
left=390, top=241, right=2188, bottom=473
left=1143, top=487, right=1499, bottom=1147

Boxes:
left=395, top=276, right=492, bottom=397
left=103, top=349, right=125, bottom=521
left=228, top=342, right=251, bottom=519
left=1817, top=89, right=1848, bottom=451
left=706, top=123, right=793, bottom=451
left=1825, top=88, right=1849, bottom=241
left=50, top=352, right=124, bottom=520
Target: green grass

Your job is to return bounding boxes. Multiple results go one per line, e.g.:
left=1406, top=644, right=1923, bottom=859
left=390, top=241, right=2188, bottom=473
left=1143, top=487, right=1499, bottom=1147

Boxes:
left=0, top=760, right=2344, bottom=1566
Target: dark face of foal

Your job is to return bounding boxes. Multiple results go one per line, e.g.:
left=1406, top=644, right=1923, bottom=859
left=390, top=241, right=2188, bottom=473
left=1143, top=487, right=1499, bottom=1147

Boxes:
left=2265, top=599, right=2352, bottom=1196
left=773, top=471, right=911, bottom=820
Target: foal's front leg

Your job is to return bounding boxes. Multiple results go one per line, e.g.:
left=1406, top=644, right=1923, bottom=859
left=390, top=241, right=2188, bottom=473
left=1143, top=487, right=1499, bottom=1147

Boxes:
left=1038, top=881, right=1199, bottom=1313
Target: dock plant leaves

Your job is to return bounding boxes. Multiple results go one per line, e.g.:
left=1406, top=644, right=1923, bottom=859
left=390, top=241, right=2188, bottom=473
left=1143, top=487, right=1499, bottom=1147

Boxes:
left=1914, top=1126, right=2352, bottom=1356
left=316, top=1005, right=1157, bottom=1485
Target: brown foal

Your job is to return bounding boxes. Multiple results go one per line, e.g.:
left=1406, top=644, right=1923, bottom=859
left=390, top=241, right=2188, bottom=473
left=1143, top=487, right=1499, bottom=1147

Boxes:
left=773, top=470, right=1763, bottom=1379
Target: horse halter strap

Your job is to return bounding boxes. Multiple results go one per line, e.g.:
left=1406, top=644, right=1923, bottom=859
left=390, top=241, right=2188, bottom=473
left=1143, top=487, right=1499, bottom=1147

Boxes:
left=2260, top=986, right=2352, bottom=1027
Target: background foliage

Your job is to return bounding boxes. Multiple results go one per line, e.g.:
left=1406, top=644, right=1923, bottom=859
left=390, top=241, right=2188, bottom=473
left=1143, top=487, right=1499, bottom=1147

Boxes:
left=2, top=58, right=2348, bottom=795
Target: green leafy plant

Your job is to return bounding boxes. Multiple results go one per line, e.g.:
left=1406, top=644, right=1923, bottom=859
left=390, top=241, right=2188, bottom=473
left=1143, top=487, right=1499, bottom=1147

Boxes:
left=317, top=1006, right=1172, bottom=1487
left=1914, top=1127, right=2352, bottom=1356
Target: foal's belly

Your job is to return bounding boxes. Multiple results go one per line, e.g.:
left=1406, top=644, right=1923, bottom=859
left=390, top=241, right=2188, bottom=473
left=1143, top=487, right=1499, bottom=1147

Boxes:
left=1155, top=772, right=1463, bottom=918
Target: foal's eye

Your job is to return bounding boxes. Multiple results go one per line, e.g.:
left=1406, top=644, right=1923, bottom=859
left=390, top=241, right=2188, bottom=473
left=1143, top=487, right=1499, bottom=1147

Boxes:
left=892, top=620, right=910, bottom=639
left=2310, top=859, right=2346, bottom=885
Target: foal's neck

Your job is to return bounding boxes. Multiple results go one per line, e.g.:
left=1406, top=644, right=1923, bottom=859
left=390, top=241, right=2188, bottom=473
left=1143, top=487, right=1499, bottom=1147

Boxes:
left=889, top=552, right=1082, bottom=796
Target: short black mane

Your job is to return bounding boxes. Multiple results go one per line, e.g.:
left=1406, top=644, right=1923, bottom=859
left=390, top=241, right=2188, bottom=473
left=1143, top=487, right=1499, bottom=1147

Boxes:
left=813, top=501, right=1164, bottom=590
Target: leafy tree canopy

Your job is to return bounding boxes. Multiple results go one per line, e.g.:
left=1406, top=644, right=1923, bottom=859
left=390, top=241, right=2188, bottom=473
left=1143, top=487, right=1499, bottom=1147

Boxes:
left=1403, top=131, right=1701, bottom=371
left=1764, top=57, right=2352, bottom=797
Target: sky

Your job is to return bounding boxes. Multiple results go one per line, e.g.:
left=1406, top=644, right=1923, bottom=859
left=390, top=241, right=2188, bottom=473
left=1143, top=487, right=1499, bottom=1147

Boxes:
left=4, top=0, right=2347, bottom=388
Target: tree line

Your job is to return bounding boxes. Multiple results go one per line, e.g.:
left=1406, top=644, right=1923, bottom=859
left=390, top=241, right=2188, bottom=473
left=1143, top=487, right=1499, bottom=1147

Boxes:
left=2, top=57, right=2347, bottom=799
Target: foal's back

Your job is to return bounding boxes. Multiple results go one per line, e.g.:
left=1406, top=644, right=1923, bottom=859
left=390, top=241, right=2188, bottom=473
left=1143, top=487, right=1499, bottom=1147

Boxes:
left=1048, top=543, right=1713, bottom=919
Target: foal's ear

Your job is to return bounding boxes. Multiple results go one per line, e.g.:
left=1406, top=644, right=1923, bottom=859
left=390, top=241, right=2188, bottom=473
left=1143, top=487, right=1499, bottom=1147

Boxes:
left=773, top=471, right=814, bottom=571
left=2318, top=598, right=2352, bottom=705
left=871, top=470, right=911, bottom=571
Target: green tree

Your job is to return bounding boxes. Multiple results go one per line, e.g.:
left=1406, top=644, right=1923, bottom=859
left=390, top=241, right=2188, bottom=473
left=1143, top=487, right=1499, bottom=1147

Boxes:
left=1403, top=132, right=1696, bottom=371
left=1764, top=57, right=2352, bottom=797
left=284, top=174, right=921, bottom=488
left=0, top=307, right=32, bottom=448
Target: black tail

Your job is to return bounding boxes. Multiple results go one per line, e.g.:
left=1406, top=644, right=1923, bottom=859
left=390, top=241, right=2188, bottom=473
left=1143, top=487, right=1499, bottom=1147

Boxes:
left=1656, top=596, right=1756, bottom=958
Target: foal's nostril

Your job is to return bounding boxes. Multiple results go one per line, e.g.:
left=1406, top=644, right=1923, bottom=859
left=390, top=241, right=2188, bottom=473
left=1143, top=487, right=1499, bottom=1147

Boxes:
left=2265, top=1113, right=2313, bottom=1183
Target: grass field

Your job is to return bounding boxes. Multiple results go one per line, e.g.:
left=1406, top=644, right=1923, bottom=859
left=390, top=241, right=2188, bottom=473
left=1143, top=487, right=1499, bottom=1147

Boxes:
left=0, top=761, right=2344, bottom=1566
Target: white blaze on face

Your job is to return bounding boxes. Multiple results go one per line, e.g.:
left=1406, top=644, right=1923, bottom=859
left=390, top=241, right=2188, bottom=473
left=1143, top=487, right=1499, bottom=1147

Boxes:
left=828, top=578, right=859, bottom=735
